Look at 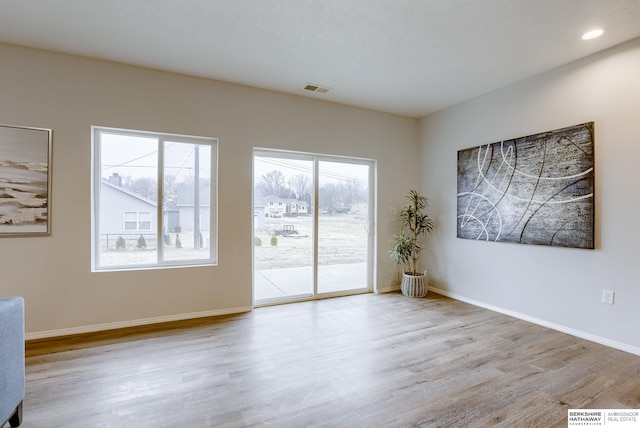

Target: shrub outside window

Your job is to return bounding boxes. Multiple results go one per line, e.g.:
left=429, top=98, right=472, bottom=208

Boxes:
left=92, top=126, right=218, bottom=271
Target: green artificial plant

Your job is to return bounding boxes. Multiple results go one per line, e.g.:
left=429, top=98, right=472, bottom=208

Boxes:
left=390, top=190, right=434, bottom=276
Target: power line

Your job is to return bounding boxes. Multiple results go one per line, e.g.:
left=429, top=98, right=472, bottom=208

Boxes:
left=103, top=143, right=211, bottom=178
left=102, top=154, right=156, bottom=171
left=255, top=157, right=368, bottom=184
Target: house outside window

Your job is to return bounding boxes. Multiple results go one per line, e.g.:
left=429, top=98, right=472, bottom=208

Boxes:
left=92, top=126, right=218, bottom=271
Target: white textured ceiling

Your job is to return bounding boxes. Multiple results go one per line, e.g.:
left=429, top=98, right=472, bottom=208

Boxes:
left=1, top=1, right=640, bottom=117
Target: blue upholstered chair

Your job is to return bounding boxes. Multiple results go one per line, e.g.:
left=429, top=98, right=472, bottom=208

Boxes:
left=1, top=297, right=24, bottom=427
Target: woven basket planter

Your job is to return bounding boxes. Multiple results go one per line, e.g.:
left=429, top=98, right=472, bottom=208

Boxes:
left=401, top=271, right=428, bottom=298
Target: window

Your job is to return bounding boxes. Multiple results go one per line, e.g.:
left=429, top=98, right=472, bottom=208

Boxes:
left=92, top=126, right=218, bottom=271
left=124, top=212, right=151, bottom=231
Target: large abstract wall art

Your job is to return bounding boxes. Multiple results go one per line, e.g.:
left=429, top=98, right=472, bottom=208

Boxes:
left=457, top=122, right=594, bottom=249
left=0, top=124, right=52, bottom=236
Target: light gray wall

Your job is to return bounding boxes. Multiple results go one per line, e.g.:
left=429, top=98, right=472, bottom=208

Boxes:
left=419, top=37, right=640, bottom=353
left=0, top=43, right=419, bottom=336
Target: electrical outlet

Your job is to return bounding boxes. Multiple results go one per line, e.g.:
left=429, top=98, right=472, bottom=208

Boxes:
left=602, top=289, right=615, bottom=305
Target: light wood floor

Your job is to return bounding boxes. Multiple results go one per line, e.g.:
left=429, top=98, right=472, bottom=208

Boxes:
left=23, top=292, right=640, bottom=427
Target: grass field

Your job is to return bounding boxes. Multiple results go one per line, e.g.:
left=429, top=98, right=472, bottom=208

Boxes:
left=97, top=213, right=368, bottom=269
left=254, top=213, right=369, bottom=270
left=98, top=230, right=211, bottom=266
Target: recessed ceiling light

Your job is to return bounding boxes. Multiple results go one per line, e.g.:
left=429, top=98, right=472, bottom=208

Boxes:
left=582, top=28, right=606, bottom=40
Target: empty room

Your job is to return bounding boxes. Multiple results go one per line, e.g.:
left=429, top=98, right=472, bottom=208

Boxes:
left=1, top=1, right=640, bottom=427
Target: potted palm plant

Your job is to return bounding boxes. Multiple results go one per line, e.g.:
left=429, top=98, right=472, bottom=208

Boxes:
left=390, top=190, right=434, bottom=297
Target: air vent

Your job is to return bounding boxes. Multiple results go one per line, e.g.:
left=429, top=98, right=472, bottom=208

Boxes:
left=304, top=84, right=330, bottom=94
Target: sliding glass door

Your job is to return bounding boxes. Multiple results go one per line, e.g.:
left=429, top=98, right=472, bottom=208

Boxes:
left=253, top=150, right=374, bottom=305
left=317, top=160, right=371, bottom=294
left=253, top=154, right=314, bottom=302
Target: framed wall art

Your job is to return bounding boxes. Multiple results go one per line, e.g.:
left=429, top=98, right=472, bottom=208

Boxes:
left=457, top=122, right=594, bottom=249
left=0, top=124, right=53, bottom=236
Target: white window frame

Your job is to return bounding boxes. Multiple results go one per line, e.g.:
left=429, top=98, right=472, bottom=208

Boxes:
left=91, top=126, right=218, bottom=271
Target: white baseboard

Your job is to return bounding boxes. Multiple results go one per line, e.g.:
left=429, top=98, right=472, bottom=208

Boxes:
left=26, top=306, right=253, bottom=340
left=429, top=287, right=640, bottom=357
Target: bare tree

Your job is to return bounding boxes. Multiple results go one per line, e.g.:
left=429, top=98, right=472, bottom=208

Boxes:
left=341, top=179, right=366, bottom=206
left=257, top=170, right=289, bottom=198
left=125, top=177, right=157, bottom=201
left=289, top=173, right=312, bottom=202
left=319, top=182, right=340, bottom=214
left=162, top=174, right=178, bottom=204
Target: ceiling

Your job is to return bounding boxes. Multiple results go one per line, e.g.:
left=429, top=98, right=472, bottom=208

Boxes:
left=1, top=1, right=640, bottom=118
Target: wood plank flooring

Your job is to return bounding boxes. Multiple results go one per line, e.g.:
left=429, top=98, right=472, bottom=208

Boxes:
left=22, top=292, right=640, bottom=427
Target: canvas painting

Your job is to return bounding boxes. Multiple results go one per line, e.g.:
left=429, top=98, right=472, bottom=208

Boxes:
left=457, top=122, right=594, bottom=249
left=0, top=124, right=52, bottom=236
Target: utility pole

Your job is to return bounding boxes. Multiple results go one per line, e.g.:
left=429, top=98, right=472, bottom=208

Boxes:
left=194, top=145, right=201, bottom=250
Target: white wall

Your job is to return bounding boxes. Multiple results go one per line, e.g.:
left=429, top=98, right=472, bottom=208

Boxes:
left=0, top=43, right=419, bottom=336
left=419, top=37, right=640, bottom=353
